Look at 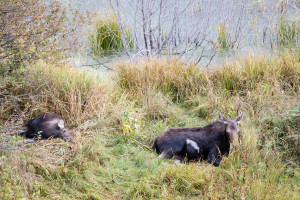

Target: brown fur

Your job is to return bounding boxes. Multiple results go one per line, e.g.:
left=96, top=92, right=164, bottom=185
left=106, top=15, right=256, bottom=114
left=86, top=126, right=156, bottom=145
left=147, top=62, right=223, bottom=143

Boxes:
left=152, top=112, right=243, bottom=166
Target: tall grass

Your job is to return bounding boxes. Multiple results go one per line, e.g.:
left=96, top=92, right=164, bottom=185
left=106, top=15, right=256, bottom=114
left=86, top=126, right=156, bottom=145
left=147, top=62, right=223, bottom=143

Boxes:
left=0, top=62, right=107, bottom=127
left=90, top=12, right=134, bottom=56
left=277, top=17, right=300, bottom=47
left=217, top=23, right=229, bottom=49
left=116, top=52, right=299, bottom=100
left=116, top=58, right=208, bottom=101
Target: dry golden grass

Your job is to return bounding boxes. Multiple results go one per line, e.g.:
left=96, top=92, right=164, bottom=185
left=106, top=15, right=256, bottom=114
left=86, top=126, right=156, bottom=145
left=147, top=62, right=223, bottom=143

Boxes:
left=0, top=62, right=108, bottom=128
left=116, top=58, right=208, bottom=101
left=116, top=52, right=299, bottom=100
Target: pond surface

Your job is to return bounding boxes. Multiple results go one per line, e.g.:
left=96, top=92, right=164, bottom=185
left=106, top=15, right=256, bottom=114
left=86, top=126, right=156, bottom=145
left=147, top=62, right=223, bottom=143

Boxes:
left=59, top=0, right=299, bottom=71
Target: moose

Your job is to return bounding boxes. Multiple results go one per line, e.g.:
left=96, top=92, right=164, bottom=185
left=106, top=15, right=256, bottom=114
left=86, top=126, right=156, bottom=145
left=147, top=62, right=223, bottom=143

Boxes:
left=10, top=113, right=72, bottom=142
left=152, top=112, right=243, bottom=166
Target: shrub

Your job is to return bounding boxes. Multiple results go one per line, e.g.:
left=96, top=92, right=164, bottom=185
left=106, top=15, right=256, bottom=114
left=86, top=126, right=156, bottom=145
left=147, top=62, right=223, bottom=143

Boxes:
left=0, top=0, right=88, bottom=74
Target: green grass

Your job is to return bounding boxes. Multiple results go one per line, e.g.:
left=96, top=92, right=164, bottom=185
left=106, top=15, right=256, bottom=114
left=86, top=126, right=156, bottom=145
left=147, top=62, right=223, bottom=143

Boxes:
left=89, top=12, right=134, bottom=56
left=277, top=17, right=300, bottom=47
left=0, top=51, right=299, bottom=199
left=217, top=23, right=229, bottom=50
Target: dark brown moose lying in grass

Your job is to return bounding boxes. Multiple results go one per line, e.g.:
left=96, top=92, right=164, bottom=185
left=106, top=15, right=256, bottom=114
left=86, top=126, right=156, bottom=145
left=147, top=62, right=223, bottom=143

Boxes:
left=152, top=112, right=243, bottom=166
left=10, top=113, right=72, bottom=142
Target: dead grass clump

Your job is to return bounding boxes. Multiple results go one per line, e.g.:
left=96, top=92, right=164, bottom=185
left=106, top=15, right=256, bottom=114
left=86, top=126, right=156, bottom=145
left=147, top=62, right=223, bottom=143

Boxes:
left=39, top=65, right=107, bottom=126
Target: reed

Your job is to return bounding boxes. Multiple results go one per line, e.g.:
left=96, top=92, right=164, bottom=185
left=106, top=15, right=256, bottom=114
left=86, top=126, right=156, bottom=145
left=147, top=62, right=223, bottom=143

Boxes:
left=217, top=23, right=229, bottom=49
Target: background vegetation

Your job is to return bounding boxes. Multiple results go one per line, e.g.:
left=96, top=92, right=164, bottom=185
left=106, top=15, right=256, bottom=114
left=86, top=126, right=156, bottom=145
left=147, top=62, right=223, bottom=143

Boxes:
left=0, top=0, right=89, bottom=75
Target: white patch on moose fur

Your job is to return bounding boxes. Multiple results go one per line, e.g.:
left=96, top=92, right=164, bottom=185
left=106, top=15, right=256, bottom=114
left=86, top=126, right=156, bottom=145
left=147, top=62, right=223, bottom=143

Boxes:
left=186, top=139, right=199, bottom=153
left=58, top=120, right=65, bottom=129
left=46, top=119, right=64, bottom=129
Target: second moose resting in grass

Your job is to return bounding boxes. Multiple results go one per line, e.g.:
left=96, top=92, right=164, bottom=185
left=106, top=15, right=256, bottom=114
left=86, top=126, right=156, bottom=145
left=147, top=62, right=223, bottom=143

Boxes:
left=9, top=113, right=72, bottom=143
left=152, top=112, right=243, bottom=166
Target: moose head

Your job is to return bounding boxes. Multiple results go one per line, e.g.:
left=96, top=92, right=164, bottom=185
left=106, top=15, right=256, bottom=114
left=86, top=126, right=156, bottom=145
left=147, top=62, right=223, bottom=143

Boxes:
left=219, top=112, right=243, bottom=146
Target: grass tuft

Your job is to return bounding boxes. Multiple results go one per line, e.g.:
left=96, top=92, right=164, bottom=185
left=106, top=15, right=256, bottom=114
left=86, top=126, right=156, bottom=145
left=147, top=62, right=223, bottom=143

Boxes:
left=89, top=12, right=134, bottom=56
left=277, top=17, right=300, bottom=47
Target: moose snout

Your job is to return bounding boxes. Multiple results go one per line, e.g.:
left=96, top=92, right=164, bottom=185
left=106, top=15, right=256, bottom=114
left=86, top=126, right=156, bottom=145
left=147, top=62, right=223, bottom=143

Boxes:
left=63, top=136, right=72, bottom=141
left=61, top=129, right=73, bottom=141
left=232, top=139, right=239, bottom=147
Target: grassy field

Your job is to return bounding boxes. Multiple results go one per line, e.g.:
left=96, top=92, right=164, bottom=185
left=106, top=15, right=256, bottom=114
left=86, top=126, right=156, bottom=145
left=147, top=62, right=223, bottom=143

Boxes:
left=0, top=51, right=299, bottom=199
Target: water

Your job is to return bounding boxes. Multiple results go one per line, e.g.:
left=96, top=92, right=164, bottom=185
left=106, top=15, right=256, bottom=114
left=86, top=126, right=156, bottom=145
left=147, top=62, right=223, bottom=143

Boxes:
left=58, top=0, right=299, bottom=70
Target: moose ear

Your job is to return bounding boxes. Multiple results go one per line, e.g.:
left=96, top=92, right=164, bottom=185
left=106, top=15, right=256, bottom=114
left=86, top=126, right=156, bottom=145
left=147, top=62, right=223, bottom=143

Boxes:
left=236, top=112, right=243, bottom=124
left=219, top=112, right=228, bottom=123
